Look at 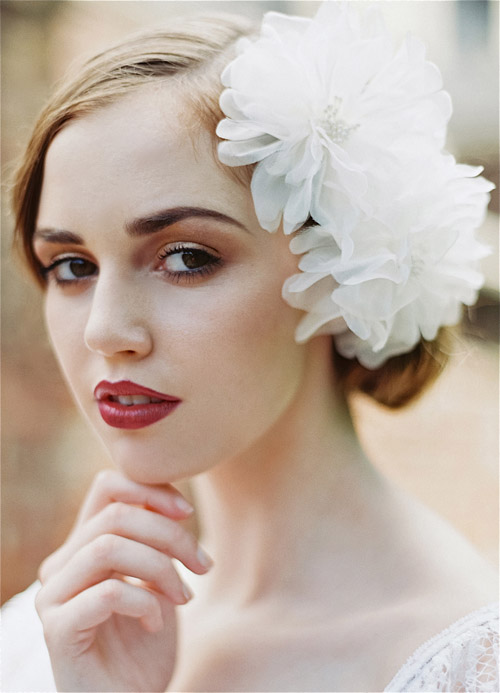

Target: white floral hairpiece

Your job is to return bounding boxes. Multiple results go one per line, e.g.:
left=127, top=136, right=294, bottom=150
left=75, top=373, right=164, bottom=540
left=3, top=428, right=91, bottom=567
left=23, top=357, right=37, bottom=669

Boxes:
left=216, top=2, right=493, bottom=368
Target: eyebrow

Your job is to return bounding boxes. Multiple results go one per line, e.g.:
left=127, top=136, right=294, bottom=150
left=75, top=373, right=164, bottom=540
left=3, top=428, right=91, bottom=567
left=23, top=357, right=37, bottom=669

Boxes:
left=126, top=207, right=250, bottom=236
left=33, top=229, right=84, bottom=244
left=34, top=206, right=250, bottom=244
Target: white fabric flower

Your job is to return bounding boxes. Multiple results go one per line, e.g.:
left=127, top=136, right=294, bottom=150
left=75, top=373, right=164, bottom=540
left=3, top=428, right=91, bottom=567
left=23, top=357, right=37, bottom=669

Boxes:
left=282, top=154, right=493, bottom=368
left=217, top=2, right=452, bottom=234
left=216, top=1, right=493, bottom=368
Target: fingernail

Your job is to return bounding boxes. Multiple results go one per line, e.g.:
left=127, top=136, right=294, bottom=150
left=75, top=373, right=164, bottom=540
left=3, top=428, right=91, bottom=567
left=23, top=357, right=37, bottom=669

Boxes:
left=197, top=546, right=213, bottom=570
left=182, top=583, right=194, bottom=603
left=174, top=496, right=194, bottom=515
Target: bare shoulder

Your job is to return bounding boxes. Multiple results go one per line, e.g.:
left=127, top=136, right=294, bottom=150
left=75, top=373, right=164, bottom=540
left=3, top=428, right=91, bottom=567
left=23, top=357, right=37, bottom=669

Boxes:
left=385, top=480, right=498, bottom=606
left=171, top=478, right=497, bottom=692
left=334, top=480, right=498, bottom=689
left=366, top=480, right=498, bottom=671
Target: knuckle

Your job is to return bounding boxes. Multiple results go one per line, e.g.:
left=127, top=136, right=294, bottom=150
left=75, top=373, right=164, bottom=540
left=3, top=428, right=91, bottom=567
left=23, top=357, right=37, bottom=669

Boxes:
left=34, top=585, right=47, bottom=615
left=91, top=533, right=119, bottom=561
left=99, top=579, right=121, bottom=605
left=104, top=500, right=128, bottom=527
left=94, top=468, right=117, bottom=490
left=38, top=555, right=52, bottom=584
left=38, top=546, right=65, bottom=583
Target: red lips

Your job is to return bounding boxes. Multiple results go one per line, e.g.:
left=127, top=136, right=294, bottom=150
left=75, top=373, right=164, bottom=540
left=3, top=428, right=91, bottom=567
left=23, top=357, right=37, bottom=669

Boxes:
left=94, top=380, right=181, bottom=429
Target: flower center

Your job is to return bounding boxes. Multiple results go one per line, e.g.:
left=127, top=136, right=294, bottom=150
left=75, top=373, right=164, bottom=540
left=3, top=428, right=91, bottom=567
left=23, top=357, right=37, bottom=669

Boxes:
left=318, top=97, right=359, bottom=145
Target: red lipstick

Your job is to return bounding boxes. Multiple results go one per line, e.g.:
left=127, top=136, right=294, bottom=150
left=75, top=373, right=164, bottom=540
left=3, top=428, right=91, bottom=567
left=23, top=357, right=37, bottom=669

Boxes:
left=94, top=380, right=181, bottom=430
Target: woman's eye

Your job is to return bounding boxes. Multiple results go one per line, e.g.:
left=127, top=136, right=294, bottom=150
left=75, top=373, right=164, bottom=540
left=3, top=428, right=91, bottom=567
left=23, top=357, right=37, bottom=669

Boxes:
left=44, top=257, right=98, bottom=284
left=158, top=245, right=221, bottom=280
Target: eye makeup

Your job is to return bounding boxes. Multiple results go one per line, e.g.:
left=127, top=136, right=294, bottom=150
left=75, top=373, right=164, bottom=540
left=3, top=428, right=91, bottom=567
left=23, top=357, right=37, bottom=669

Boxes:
left=156, top=242, right=223, bottom=283
left=41, top=256, right=98, bottom=285
left=35, top=237, right=225, bottom=288
left=32, top=208, right=247, bottom=290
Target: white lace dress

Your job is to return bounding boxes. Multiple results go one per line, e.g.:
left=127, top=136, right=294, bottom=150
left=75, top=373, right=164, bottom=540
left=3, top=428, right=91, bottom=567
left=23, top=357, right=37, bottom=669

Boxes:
left=1, top=582, right=498, bottom=692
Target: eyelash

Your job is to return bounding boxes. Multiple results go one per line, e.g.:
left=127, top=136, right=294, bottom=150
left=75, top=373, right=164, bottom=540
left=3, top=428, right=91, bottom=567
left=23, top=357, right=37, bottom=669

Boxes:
left=41, top=244, right=222, bottom=286
left=41, top=256, right=97, bottom=285
left=157, top=243, right=222, bottom=283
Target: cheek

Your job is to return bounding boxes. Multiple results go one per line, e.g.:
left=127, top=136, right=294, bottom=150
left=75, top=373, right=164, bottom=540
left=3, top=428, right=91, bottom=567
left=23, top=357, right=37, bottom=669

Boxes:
left=218, top=289, right=304, bottom=436
left=161, top=252, right=299, bottom=361
left=44, top=295, right=87, bottom=390
left=158, top=259, right=305, bottom=431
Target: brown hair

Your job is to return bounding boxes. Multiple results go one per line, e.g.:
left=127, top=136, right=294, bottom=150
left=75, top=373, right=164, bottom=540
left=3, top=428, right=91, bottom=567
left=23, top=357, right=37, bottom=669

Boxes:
left=11, top=13, right=448, bottom=409
left=12, top=14, right=255, bottom=286
left=334, top=334, right=449, bottom=408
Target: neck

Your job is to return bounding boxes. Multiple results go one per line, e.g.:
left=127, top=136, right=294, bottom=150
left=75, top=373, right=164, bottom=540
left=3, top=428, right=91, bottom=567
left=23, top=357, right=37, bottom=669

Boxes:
left=191, top=338, right=382, bottom=607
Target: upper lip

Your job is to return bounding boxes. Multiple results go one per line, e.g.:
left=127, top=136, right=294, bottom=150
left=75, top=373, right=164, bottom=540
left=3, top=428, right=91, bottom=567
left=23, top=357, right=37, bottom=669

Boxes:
left=94, top=380, right=180, bottom=402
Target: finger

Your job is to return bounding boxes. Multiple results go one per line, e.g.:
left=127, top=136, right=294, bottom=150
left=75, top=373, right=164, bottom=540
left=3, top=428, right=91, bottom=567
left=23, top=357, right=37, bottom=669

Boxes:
left=81, top=503, right=210, bottom=573
left=40, top=503, right=211, bottom=583
left=43, top=580, right=164, bottom=644
left=38, top=534, right=193, bottom=607
left=75, top=470, right=194, bottom=525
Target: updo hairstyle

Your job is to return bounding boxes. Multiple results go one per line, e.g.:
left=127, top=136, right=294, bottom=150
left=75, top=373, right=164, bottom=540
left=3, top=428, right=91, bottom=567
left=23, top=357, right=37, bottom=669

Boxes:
left=11, top=13, right=449, bottom=410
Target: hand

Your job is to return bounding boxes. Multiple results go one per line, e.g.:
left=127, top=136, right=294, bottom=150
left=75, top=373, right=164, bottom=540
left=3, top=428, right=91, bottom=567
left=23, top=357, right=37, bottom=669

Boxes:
left=35, top=469, right=212, bottom=692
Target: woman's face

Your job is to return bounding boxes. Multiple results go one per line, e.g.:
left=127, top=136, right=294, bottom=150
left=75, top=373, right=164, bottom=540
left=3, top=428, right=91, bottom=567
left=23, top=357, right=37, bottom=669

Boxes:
left=34, top=85, right=308, bottom=483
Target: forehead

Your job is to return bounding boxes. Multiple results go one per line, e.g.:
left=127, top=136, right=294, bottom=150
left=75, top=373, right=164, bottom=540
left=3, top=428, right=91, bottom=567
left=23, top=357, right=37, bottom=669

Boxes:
left=38, top=83, right=252, bottom=226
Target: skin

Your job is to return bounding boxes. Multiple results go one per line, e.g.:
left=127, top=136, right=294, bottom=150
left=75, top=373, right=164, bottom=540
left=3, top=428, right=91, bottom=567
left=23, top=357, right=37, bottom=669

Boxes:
left=33, top=84, right=498, bottom=692
left=35, top=85, right=304, bottom=487
left=33, top=83, right=320, bottom=691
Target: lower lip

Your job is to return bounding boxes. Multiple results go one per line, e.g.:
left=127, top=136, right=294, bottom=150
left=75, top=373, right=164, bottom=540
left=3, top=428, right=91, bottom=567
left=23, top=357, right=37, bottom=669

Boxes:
left=97, top=400, right=181, bottom=429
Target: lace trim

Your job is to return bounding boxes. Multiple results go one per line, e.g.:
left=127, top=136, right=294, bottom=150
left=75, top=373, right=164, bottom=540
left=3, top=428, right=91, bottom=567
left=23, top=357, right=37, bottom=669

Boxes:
left=384, top=602, right=499, bottom=692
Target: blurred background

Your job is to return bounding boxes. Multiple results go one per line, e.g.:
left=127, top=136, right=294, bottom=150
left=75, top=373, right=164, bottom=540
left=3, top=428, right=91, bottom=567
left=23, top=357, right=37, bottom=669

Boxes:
left=1, top=0, right=498, bottom=605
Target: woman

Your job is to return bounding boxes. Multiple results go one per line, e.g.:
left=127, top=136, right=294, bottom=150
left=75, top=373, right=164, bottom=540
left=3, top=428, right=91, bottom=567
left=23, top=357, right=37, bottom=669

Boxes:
left=3, top=3, right=498, bottom=691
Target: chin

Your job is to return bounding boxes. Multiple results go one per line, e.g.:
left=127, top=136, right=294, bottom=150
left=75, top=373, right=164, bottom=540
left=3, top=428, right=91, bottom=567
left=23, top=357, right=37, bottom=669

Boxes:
left=118, top=465, right=181, bottom=486
left=111, top=458, right=189, bottom=485
left=104, top=438, right=210, bottom=486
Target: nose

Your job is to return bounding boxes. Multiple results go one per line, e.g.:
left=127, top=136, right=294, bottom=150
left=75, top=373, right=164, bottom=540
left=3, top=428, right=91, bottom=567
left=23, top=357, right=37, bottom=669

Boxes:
left=84, top=272, right=153, bottom=358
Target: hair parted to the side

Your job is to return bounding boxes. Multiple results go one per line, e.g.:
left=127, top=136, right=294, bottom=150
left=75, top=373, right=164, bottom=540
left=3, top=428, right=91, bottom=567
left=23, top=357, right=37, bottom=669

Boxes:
left=12, top=14, right=256, bottom=288
left=11, top=12, right=449, bottom=410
